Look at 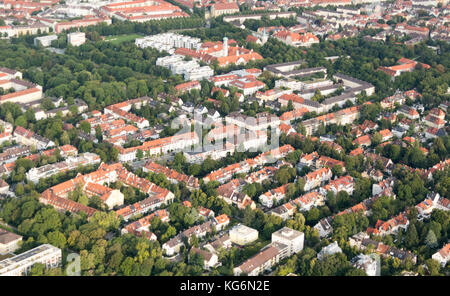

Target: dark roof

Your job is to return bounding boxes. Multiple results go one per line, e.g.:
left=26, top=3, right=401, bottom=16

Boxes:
left=322, top=92, right=355, bottom=105
left=0, top=229, right=22, bottom=244
left=190, top=247, right=214, bottom=261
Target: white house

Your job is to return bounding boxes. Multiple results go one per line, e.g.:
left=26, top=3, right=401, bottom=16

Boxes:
left=317, top=241, right=342, bottom=261
left=351, top=254, right=379, bottom=276
left=432, top=243, right=450, bottom=267
left=271, top=227, right=304, bottom=257
left=190, top=247, right=219, bottom=270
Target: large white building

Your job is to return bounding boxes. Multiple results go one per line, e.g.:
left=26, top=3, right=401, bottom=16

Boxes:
left=156, top=55, right=214, bottom=81
left=0, top=244, right=62, bottom=276
left=271, top=227, right=304, bottom=258
left=117, top=131, right=200, bottom=162
left=0, top=78, right=43, bottom=105
left=34, top=35, right=58, bottom=47
left=229, top=224, right=259, bottom=246
left=136, top=33, right=201, bottom=54
left=156, top=54, right=184, bottom=67
left=185, top=66, right=214, bottom=81
left=233, top=227, right=302, bottom=276
left=67, top=32, right=86, bottom=46
left=26, top=152, right=101, bottom=183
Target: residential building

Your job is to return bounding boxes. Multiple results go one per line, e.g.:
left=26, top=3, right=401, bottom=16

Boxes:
left=271, top=227, right=304, bottom=257
left=317, top=241, right=342, bottom=260
left=273, top=31, right=319, bottom=47
left=379, top=129, right=393, bottom=142
left=350, top=232, right=417, bottom=263
left=67, top=32, right=86, bottom=46
left=55, top=17, right=111, bottom=33
left=143, top=162, right=199, bottom=190
left=136, top=33, right=201, bottom=53
left=214, top=214, right=230, bottom=231
left=314, top=217, right=333, bottom=238
left=184, top=142, right=235, bottom=164
left=34, top=35, right=57, bottom=47
left=26, top=153, right=101, bottom=184
left=13, top=126, right=54, bottom=150
left=117, top=131, right=200, bottom=162
left=397, top=105, right=420, bottom=120
left=84, top=182, right=124, bottom=210
left=210, top=2, right=240, bottom=17
left=351, top=254, right=379, bottom=276
left=0, top=68, right=22, bottom=80
left=0, top=179, right=9, bottom=194
left=424, top=114, right=445, bottom=129
left=121, top=209, right=169, bottom=241
left=0, top=78, right=43, bottom=105
left=0, top=229, right=22, bottom=255
left=175, top=80, right=201, bottom=94
left=0, top=244, right=61, bottom=276
left=204, top=234, right=232, bottom=254
left=378, top=58, right=431, bottom=78
left=353, top=135, right=371, bottom=147
left=368, top=212, right=409, bottom=236
left=229, top=224, right=258, bottom=246
left=190, top=247, right=219, bottom=270
left=291, top=191, right=326, bottom=211
left=320, top=175, right=354, bottom=196
left=270, top=202, right=297, bottom=221
left=233, top=244, right=282, bottom=276
left=162, top=221, right=214, bottom=256
left=303, top=167, right=332, bottom=191
left=259, top=183, right=290, bottom=208
left=432, top=243, right=450, bottom=267
left=225, top=111, right=280, bottom=132
left=216, top=178, right=256, bottom=209
left=229, top=76, right=266, bottom=96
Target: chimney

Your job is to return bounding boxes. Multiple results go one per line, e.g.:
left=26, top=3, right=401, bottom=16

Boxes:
left=223, top=37, right=228, bottom=57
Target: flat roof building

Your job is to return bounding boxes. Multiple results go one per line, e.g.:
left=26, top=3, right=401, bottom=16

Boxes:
left=271, top=227, right=304, bottom=257
left=34, top=35, right=57, bottom=47
left=67, top=32, right=86, bottom=47
left=229, top=224, right=259, bottom=246
left=0, top=244, right=61, bottom=276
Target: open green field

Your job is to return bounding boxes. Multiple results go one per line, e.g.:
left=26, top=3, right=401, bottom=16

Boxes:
left=104, top=34, right=143, bottom=45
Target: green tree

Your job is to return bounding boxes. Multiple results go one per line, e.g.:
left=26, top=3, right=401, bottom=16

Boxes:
left=29, top=263, right=45, bottom=276
left=424, top=229, right=438, bottom=248
left=79, top=121, right=91, bottom=134
left=404, top=224, right=419, bottom=248
left=136, top=149, right=144, bottom=160
left=47, top=230, right=67, bottom=249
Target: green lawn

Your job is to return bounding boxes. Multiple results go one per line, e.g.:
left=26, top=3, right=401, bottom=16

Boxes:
left=104, top=34, right=143, bottom=45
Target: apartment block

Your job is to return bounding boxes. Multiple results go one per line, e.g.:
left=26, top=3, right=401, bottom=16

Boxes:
left=0, top=244, right=62, bottom=276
